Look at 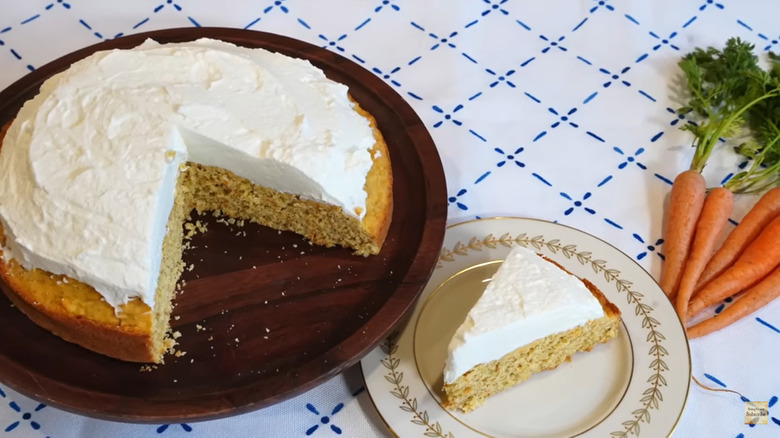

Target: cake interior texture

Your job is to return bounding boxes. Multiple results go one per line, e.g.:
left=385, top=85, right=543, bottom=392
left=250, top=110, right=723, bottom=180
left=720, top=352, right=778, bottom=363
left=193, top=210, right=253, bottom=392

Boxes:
left=0, top=100, right=392, bottom=363
left=442, top=271, right=621, bottom=413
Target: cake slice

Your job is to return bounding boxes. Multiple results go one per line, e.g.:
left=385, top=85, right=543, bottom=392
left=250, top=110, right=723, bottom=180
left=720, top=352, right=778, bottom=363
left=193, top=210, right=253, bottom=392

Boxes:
left=442, top=245, right=621, bottom=413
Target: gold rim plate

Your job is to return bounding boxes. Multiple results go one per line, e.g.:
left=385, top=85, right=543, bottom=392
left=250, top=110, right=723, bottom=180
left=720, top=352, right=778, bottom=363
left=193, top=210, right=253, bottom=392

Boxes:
left=360, top=217, right=690, bottom=438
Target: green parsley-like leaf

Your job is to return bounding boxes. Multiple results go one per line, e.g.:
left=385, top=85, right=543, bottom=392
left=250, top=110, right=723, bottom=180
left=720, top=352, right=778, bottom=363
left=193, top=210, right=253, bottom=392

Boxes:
left=677, top=37, right=780, bottom=191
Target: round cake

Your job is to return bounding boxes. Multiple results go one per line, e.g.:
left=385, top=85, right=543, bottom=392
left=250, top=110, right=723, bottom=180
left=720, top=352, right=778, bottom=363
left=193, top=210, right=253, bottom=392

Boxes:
left=0, top=38, right=393, bottom=363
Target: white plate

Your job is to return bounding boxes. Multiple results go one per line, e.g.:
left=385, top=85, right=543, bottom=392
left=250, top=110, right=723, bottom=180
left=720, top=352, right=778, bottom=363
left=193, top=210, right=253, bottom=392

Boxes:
left=360, top=217, right=690, bottom=437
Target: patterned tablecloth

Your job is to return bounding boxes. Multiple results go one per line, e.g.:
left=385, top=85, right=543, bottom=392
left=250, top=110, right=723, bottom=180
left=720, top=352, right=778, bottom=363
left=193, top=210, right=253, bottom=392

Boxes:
left=0, top=1, right=778, bottom=437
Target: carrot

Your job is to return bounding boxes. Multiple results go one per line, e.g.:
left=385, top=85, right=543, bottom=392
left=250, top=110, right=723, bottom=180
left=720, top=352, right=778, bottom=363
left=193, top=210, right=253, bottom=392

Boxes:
left=688, top=266, right=780, bottom=338
left=696, top=187, right=780, bottom=289
left=675, top=187, right=733, bottom=323
left=660, top=170, right=706, bottom=298
left=687, top=215, right=780, bottom=318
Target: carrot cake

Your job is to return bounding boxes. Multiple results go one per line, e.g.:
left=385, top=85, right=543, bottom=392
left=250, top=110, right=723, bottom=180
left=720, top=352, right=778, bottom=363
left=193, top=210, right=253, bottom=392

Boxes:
left=0, top=38, right=392, bottom=363
left=442, top=245, right=620, bottom=412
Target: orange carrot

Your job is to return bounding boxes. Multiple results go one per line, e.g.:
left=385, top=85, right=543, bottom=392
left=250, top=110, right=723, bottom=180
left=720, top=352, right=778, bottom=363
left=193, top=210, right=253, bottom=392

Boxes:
left=687, top=215, right=780, bottom=318
left=660, top=170, right=706, bottom=298
left=696, top=187, right=780, bottom=290
left=675, top=187, right=733, bottom=323
left=688, top=266, right=780, bottom=338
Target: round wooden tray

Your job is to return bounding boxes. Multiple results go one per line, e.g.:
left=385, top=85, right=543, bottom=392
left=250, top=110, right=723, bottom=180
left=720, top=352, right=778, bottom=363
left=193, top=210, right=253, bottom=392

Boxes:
left=0, top=28, right=447, bottom=423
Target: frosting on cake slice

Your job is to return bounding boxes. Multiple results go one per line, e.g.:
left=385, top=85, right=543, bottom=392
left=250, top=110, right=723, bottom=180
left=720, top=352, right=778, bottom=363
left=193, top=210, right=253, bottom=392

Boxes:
left=442, top=245, right=620, bottom=412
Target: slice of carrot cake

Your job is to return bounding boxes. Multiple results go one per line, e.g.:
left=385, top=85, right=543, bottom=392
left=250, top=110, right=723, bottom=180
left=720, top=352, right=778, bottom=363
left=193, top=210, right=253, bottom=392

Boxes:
left=442, top=245, right=620, bottom=413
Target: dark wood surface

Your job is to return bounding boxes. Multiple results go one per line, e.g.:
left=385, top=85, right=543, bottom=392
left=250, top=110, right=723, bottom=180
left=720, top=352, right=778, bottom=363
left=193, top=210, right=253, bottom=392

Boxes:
left=0, top=28, right=447, bottom=423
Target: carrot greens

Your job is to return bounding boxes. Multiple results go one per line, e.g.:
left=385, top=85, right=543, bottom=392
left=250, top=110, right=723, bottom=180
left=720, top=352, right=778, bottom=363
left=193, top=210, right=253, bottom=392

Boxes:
left=727, top=51, right=780, bottom=193
left=677, top=37, right=780, bottom=186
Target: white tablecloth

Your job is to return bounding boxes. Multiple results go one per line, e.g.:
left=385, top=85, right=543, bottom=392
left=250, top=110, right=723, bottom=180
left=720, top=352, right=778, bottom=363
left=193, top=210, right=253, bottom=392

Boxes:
left=0, top=1, right=778, bottom=437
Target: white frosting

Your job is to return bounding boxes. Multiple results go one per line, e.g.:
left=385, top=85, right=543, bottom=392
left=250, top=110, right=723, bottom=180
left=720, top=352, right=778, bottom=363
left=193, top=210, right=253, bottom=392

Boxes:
left=0, top=38, right=376, bottom=309
left=443, top=246, right=605, bottom=384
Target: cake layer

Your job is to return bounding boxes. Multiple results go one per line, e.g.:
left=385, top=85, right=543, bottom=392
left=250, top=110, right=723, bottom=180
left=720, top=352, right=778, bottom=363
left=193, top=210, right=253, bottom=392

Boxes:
left=442, top=262, right=621, bottom=412
left=443, top=245, right=606, bottom=384
left=0, top=38, right=380, bottom=310
left=442, top=303, right=620, bottom=413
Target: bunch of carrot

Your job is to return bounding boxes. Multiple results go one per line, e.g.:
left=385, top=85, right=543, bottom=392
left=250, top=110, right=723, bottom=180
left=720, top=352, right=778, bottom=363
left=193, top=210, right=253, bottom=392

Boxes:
left=660, top=38, right=780, bottom=338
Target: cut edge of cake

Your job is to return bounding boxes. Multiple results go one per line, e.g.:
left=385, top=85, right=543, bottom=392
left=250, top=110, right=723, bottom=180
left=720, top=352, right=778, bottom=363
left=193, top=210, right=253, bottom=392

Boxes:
left=441, top=252, right=621, bottom=413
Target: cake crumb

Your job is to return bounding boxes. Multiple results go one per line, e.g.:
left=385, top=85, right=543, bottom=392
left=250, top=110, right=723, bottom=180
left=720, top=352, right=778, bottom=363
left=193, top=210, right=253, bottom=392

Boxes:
left=174, top=350, right=187, bottom=357
left=265, top=327, right=270, bottom=333
left=172, top=331, right=182, bottom=339
left=174, top=315, right=180, bottom=320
